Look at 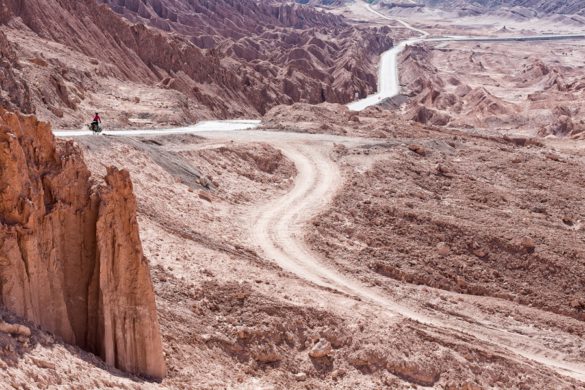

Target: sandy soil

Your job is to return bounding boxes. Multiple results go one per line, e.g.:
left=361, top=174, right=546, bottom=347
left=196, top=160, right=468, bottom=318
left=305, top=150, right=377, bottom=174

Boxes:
left=3, top=125, right=571, bottom=389
left=3, top=1, right=585, bottom=389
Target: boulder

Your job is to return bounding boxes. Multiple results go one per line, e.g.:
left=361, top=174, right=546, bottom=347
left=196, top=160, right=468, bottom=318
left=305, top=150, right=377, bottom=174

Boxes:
left=437, top=242, right=451, bottom=256
left=199, top=191, right=213, bottom=202
left=513, top=236, right=536, bottom=254
left=252, top=345, right=282, bottom=363
left=309, top=339, right=333, bottom=358
left=0, top=321, right=31, bottom=337
left=408, top=144, right=428, bottom=156
left=387, top=361, right=441, bottom=387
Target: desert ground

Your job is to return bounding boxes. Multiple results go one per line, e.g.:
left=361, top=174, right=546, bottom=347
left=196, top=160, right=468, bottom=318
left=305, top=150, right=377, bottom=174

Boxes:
left=6, top=111, right=584, bottom=388
left=1, top=1, right=585, bottom=389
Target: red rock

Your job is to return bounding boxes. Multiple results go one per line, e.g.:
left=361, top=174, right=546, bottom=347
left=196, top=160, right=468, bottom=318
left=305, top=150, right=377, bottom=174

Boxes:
left=408, top=144, right=428, bottom=156
left=199, top=191, right=213, bottom=202
left=0, top=0, right=394, bottom=125
left=0, top=109, right=165, bottom=379
left=437, top=242, right=451, bottom=256
left=0, top=321, right=31, bottom=337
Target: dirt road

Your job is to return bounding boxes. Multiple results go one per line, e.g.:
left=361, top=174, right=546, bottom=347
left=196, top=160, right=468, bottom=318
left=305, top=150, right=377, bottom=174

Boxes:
left=211, top=131, right=585, bottom=383
left=55, top=126, right=585, bottom=384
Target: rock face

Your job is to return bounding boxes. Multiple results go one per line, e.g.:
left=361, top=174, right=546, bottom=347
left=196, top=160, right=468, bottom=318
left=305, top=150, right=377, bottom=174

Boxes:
left=0, top=109, right=165, bottom=379
left=398, top=43, right=585, bottom=134
left=98, top=0, right=393, bottom=111
left=400, top=44, right=517, bottom=129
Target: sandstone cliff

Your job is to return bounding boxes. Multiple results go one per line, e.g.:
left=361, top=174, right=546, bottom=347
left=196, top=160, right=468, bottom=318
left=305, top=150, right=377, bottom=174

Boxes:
left=0, top=108, right=165, bottom=379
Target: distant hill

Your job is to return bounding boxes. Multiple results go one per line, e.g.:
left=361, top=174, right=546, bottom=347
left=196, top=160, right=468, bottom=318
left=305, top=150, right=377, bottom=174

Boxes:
left=414, top=0, right=585, bottom=15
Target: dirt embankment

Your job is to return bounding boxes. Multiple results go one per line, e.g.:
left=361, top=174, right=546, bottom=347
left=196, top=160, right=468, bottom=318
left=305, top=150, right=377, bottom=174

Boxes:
left=263, top=102, right=419, bottom=138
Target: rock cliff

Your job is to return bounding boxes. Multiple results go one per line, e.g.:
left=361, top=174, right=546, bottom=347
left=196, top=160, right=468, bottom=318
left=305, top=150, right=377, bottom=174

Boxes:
left=0, top=31, right=33, bottom=114
left=0, top=108, right=165, bottom=379
left=97, top=0, right=395, bottom=113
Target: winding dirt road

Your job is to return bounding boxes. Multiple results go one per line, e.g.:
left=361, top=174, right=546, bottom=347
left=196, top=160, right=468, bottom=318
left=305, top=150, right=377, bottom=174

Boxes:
left=247, top=137, right=424, bottom=321
left=50, top=2, right=585, bottom=384
left=56, top=125, right=585, bottom=383
left=231, top=132, right=585, bottom=384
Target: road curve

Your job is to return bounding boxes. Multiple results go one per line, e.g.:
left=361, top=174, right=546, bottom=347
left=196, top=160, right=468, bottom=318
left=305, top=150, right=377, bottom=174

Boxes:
left=53, top=121, right=585, bottom=383
left=241, top=134, right=585, bottom=383
left=348, top=3, right=585, bottom=112
left=347, top=4, right=427, bottom=111
left=48, top=3, right=585, bottom=382
left=248, top=139, right=426, bottom=321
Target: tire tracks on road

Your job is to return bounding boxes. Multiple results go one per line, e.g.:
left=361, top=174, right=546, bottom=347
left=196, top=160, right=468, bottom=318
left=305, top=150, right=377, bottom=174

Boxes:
left=249, top=138, right=585, bottom=383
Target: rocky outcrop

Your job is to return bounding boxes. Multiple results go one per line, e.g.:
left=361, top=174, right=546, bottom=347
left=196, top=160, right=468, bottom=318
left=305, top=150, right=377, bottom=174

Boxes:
left=0, top=109, right=165, bottom=379
left=400, top=44, right=518, bottom=128
left=98, top=0, right=393, bottom=111
left=94, top=167, right=165, bottom=377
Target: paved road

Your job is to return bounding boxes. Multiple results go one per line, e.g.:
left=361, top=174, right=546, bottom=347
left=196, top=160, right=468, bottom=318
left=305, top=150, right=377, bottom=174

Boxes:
left=53, top=120, right=261, bottom=137
left=347, top=3, right=585, bottom=111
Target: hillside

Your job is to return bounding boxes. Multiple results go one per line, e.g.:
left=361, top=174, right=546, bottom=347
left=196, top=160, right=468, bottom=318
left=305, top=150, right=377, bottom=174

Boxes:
left=0, top=0, right=393, bottom=128
left=425, top=0, right=585, bottom=15
left=399, top=0, right=585, bottom=17
left=3, top=0, right=585, bottom=389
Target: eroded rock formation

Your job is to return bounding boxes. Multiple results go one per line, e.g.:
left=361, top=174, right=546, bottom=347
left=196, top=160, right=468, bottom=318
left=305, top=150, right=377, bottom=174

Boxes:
left=0, top=109, right=165, bottom=379
left=414, top=0, right=585, bottom=16
left=0, top=0, right=393, bottom=127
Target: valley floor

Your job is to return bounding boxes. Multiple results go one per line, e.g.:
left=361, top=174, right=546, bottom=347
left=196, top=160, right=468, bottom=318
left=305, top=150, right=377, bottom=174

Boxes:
left=2, top=2, right=585, bottom=389
left=12, top=121, right=580, bottom=389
